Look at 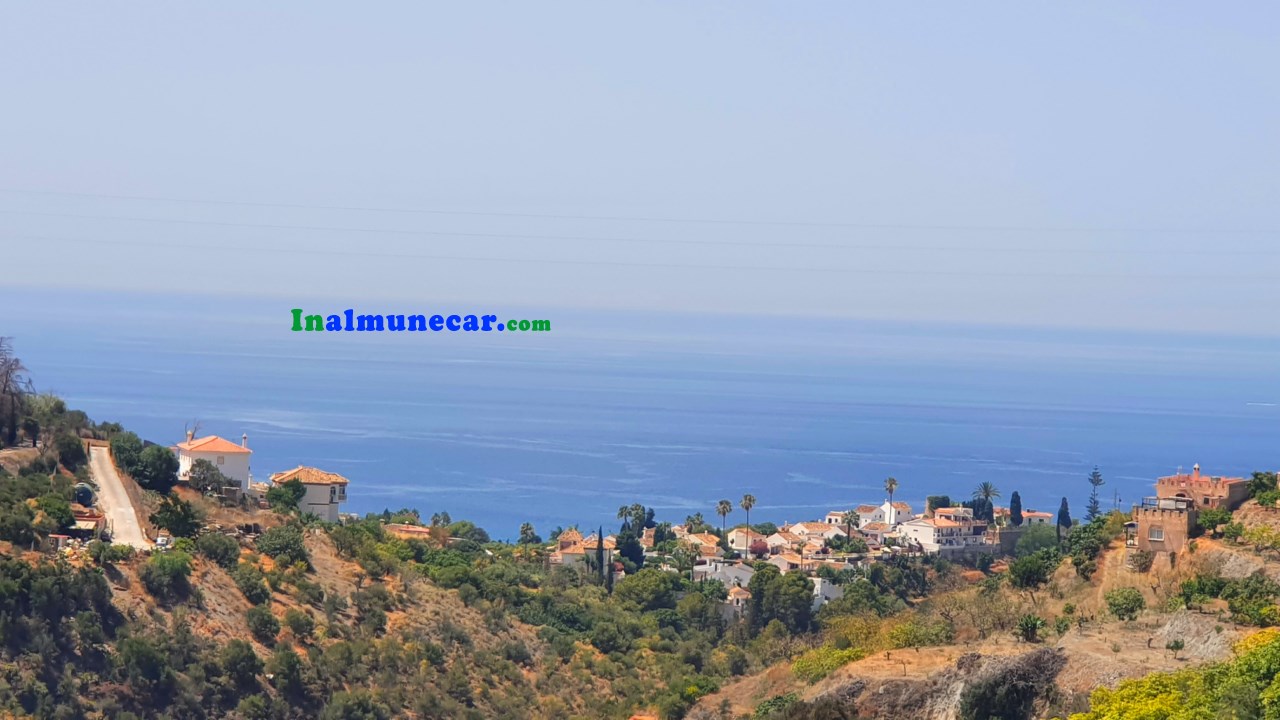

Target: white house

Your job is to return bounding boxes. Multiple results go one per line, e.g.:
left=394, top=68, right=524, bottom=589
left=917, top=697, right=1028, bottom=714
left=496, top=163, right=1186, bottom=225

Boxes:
left=897, top=507, right=988, bottom=553
left=811, top=576, right=844, bottom=610
left=1023, top=510, right=1054, bottom=525
left=174, top=432, right=252, bottom=491
left=827, top=500, right=914, bottom=530
left=785, top=522, right=846, bottom=544
left=694, top=558, right=755, bottom=589
left=728, top=527, right=766, bottom=552
left=268, top=465, right=348, bottom=522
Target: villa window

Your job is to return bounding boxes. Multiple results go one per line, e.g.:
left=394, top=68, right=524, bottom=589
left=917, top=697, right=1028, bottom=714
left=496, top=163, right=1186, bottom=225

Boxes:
left=1148, top=526, right=1164, bottom=542
left=216, top=456, right=225, bottom=465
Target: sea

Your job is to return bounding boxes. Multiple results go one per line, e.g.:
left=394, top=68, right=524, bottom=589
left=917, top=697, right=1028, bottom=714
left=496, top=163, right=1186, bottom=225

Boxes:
left=4, top=287, right=1278, bottom=541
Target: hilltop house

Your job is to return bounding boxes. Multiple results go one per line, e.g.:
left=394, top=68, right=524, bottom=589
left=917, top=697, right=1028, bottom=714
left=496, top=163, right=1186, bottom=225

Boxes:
left=1156, top=464, right=1249, bottom=510
left=766, top=530, right=806, bottom=554
left=683, top=532, right=725, bottom=558
left=1133, top=464, right=1249, bottom=554
left=174, top=432, right=252, bottom=491
left=268, top=466, right=348, bottom=522
left=827, top=501, right=913, bottom=529
left=549, top=532, right=616, bottom=568
left=898, top=507, right=988, bottom=555
left=1023, top=510, right=1053, bottom=525
left=785, top=522, right=846, bottom=544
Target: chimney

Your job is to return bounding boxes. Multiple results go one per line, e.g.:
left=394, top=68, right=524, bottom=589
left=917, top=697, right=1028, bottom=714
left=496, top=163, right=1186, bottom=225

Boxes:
left=186, top=429, right=194, bottom=443
left=1193, top=463, right=1201, bottom=481
left=242, top=433, right=249, bottom=448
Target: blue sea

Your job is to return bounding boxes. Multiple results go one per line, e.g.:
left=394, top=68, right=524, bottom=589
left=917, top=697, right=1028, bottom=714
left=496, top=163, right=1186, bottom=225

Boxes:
left=4, top=288, right=1278, bottom=541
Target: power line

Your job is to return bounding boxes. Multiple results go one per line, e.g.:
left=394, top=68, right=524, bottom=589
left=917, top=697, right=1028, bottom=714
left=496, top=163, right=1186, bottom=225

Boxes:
left=1, top=187, right=1274, bottom=235
left=6, top=233, right=1278, bottom=281
left=1, top=208, right=1276, bottom=256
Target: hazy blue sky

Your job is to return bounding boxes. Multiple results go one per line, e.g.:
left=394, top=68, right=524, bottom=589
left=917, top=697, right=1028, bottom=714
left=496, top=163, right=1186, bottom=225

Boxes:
left=1, top=3, right=1277, bottom=333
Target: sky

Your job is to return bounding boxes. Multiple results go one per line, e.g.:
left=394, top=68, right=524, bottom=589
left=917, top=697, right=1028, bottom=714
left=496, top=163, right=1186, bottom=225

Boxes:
left=1, top=2, right=1278, bottom=334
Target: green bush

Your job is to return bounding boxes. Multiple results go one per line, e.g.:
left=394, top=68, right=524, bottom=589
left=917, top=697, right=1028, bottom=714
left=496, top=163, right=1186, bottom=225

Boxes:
left=1105, top=587, right=1146, bottom=621
left=197, top=532, right=242, bottom=568
left=283, top=608, right=315, bottom=640
left=791, top=646, right=864, bottom=683
left=256, top=525, right=309, bottom=566
left=246, top=605, right=280, bottom=644
left=232, top=563, right=272, bottom=605
left=54, top=434, right=87, bottom=471
left=139, top=551, right=192, bottom=602
left=754, top=693, right=800, bottom=719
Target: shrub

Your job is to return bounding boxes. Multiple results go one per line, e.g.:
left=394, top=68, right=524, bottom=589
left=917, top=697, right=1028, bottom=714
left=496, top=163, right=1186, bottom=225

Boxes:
left=149, top=495, right=202, bottom=538
left=139, top=551, right=192, bottom=602
left=54, top=434, right=87, bottom=471
left=754, top=693, right=799, bottom=719
left=256, top=525, right=309, bottom=566
left=1016, top=614, right=1046, bottom=642
left=1105, top=588, right=1146, bottom=621
left=134, top=445, right=179, bottom=492
left=791, top=646, right=864, bottom=683
left=232, top=563, right=272, bottom=605
left=246, top=605, right=280, bottom=644
left=109, top=431, right=143, bottom=475
left=282, top=608, right=315, bottom=640
left=220, top=639, right=263, bottom=687
left=1130, top=550, right=1155, bottom=573
left=88, top=541, right=134, bottom=566
left=265, top=479, right=306, bottom=512
left=196, top=532, right=241, bottom=568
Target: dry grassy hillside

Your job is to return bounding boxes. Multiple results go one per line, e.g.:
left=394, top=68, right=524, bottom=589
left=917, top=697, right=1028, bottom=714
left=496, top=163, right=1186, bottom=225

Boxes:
left=693, top=533, right=1276, bottom=720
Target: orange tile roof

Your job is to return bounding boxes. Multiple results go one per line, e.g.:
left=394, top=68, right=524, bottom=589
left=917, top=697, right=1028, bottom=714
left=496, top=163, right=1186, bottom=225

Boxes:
left=770, top=531, right=804, bottom=543
left=686, top=532, right=721, bottom=547
left=861, top=522, right=889, bottom=532
left=890, top=502, right=912, bottom=511
left=175, top=435, right=252, bottom=454
left=728, top=586, right=751, bottom=599
left=1023, top=511, right=1053, bottom=518
left=773, top=552, right=803, bottom=564
left=270, top=465, right=349, bottom=486
left=856, top=504, right=879, bottom=514
left=559, top=528, right=583, bottom=543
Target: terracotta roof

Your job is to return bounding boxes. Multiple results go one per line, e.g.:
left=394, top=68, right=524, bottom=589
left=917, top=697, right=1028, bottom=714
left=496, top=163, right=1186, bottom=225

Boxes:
left=769, top=531, right=804, bottom=544
left=731, top=528, right=765, bottom=540
left=175, top=435, right=252, bottom=454
left=270, top=466, right=349, bottom=486
left=559, top=528, right=583, bottom=543
left=728, top=586, right=751, bottom=599
left=861, top=522, right=889, bottom=532
left=856, top=504, right=879, bottom=514
left=686, top=532, right=721, bottom=547
left=927, top=518, right=959, bottom=528
left=773, top=552, right=803, bottom=564
left=1023, top=511, right=1053, bottom=518
left=890, top=502, right=912, bottom=511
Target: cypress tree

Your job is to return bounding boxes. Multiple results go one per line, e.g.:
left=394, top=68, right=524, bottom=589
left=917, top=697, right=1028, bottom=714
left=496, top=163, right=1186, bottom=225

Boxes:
left=1057, top=498, right=1072, bottom=543
left=596, top=525, right=606, bottom=585
left=1009, top=491, right=1023, bottom=527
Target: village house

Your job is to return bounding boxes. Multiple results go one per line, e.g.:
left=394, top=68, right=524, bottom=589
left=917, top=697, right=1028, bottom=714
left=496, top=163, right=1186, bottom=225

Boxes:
left=1023, top=510, right=1053, bottom=525
left=825, top=500, right=913, bottom=530
left=1156, top=464, right=1249, bottom=510
left=810, top=576, right=844, bottom=611
left=268, top=465, right=349, bottom=522
left=767, top=551, right=810, bottom=574
left=728, top=527, right=767, bottom=552
left=1132, top=464, right=1249, bottom=554
left=549, top=531, right=617, bottom=568
left=174, top=431, right=253, bottom=491
left=784, top=521, right=846, bottom=544
left=682, top=532, right=724, bottom=558
left=766, top=530, right=806, bottom=555
left=858, top=521, right=891, bottom=545
left=898, top=507, right=988, bottom=554
left=694, top=558, right=755, bottom=589
left=722, top=585, right=752, bottom=620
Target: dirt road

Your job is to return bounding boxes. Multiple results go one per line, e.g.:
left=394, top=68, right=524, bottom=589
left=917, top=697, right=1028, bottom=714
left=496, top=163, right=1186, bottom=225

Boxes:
left=88, top=445, right=151, bottom=548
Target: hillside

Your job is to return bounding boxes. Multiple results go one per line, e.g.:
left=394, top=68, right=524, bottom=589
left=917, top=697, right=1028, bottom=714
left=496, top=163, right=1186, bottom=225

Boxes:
left=691, top=530, right=1278, bottom=720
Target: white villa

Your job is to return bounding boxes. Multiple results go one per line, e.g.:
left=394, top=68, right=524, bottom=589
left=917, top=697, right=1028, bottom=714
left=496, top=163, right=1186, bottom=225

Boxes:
left=728, top=527, right=767, bottom=552
left=174, top=432, right=253, bottom=491
left=825, top=500, right=914, bottom=530
left=268, top=465, right=349, bottom=522
left=898, top=507, right=988, bottom=553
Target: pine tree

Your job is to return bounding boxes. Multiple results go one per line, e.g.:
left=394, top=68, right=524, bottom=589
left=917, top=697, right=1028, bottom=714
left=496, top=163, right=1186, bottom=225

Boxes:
left=1086, top=466, right=1105, bottom=522
left=1009, top=491, right=1023, bottom=527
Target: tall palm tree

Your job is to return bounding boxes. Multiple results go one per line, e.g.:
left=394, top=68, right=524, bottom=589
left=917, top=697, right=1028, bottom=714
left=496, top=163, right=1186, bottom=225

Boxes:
left=884, top=477, right=899, bottom=504
left=841, top=510, right=860, bottom=539
left=685, top=512, right=707, bottom=532
left=716, top=499, right=733, bottom=538
left=740, top=494, right=756, bottom=531
left=973, top=481, right=1001, bottom=502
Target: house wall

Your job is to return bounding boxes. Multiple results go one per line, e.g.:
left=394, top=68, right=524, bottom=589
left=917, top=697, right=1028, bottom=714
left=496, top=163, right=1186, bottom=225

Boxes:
left=179, top=450, right=251, bottom=490
left=1134, top=507, right=1194, bottom=553
left=298, top=483, right=344, bottom=522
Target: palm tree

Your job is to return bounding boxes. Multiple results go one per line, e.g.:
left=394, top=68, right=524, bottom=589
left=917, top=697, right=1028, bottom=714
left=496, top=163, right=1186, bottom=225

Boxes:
left=842, top=510, right=860, bottom=539
left=740, top=494, right=756, bottom=531
left=716, top=499, right=733, bottom=538
left=685, top=512, right=707, bottom=532
left=884, top=477, right=899, bottom=504
left=973, top=481, right=1001, bottom=502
